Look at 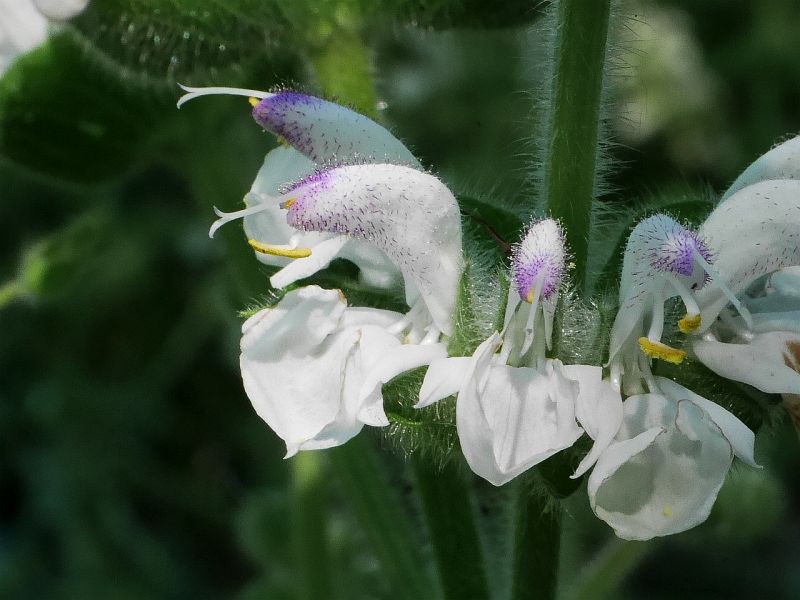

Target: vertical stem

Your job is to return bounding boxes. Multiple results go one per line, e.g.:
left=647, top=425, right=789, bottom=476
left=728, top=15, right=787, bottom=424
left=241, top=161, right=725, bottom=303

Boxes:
left=511, top=486, right=561, bottom=600
left=330, top=438, right=434, bottom=600
left=290, top=452, right=331, bottom=600
left=544, top=0, right=612, bottom=289
left=411, top=457, right=490, bottom=600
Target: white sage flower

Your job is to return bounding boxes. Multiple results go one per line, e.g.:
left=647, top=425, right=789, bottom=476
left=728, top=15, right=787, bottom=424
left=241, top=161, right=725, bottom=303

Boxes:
left=690, top=178, right=800, bottom=428
left=177, top=85, right=420, bottom=291
left=607, top=214, right=743, bottom=394
left=588, top=376, right=758, bottom=541
left=0, top=0, right=88, bottom=76
left=418, top=219, right=622, bottom=485
left=241, top=285, right=446, bottom=457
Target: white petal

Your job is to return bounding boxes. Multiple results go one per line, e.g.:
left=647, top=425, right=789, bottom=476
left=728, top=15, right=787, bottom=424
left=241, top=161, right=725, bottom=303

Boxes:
left=722, top=136, right=800, bottom=201
left=561, top=364, right=624, bottom=478
left=32, top=0, right=87, bottom=20
left=697, top=179, right=800, bottom=327
left=269, top=236, right=350, bottom=290
left=656, top=376, right=759, bottom=467
left=589, top=394, right=733, bottom=540
left=240, top=286, right=345, bottom=357
left=0, top=0, right=48, bottom=76
left=692, top=332, right=800, bottom=396
left=251, top=91, right=420, bottom=166
left=473, top=361, right=583, bottom=485
left=283, top=164, right=463, bottom=335
left=417, top=357, right=473, bottom=408
left=242, top=322, right=358, bottom=457
left=357, top=342, right=448, bottom=415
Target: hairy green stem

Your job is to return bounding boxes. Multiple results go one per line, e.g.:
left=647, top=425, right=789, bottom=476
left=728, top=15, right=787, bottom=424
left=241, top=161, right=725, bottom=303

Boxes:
left=290, top=452, right=331, bottom=599
left=330, top=438, right=434, bottom=599
left=411, top=457, right=490, bottom=600
left=544, top=0, right=611, bottom=289
left=511, top=485, right=561, bottom=600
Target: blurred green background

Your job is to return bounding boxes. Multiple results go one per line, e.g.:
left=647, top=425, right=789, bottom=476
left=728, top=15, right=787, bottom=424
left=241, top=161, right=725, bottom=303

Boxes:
left=1, top=1, right=799, bottom=598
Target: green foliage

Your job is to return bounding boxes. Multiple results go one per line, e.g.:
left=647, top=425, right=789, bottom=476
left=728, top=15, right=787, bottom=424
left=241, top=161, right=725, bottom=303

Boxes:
left=0, top=34, right=172, bottom=183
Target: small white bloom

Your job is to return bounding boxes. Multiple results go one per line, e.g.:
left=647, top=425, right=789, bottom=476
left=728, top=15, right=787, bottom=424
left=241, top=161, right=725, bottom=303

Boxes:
left=418, top=219, right=622, bottom=485
left=607, top=214, right=743, bottom=394
left=589, top=376, right=758, bottom=541
left=240, top=285, right=446, bottom=457
left=0, top=0, right=88, bottom=76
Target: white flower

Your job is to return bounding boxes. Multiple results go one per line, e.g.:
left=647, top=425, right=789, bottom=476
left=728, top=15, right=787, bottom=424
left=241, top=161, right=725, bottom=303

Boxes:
left=418, top=219, right=622, bottom=485
left=607, top=214, right=743, bottom=394
left=240, top=285, right=446, bottom=457
left=690, top=174, right=800, bottom=429
left=0, top=0, right=88, bottom=76
left=178, top=85, right=418, bottom=291
left=588, top=376, right=758, bottom=541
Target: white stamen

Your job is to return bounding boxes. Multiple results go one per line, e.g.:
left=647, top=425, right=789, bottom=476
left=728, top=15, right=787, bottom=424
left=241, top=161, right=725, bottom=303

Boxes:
left=208, top=195, right=276, bottom=238
left=420, top=327, right=441, bottom=345
left=519, top=270, right=546, bottom=357
left=667, top=278, right=701, bottom=318
left=646, top=288, right=665, bottom=342
left=176, top=84, right=274, bottom=109
left=693, top=249, right=754, bottom=328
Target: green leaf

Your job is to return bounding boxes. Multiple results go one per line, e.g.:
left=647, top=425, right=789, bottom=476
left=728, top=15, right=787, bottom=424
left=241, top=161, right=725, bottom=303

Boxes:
left=0, top=34, right=171, bottom=183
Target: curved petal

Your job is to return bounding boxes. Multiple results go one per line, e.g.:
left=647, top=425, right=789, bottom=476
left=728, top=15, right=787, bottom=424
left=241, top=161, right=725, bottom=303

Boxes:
left=251, top=91, right=420, bottom=167
left=656, top=376, right=759, bottom=468
left=242, top=325, right=359, bottom=458
left=589, top=394, right=734, bottom=540
left=692, top=332, right=800, bottom=396
left=0, top=0, right=48, bottom=75
left=722, top=136, right=800, bottom=201
left=32, top=0, right=88, bottom=20
left=240, top=286, right=345, bottom=358
left=561, top=364, right=624, bottom=478
left=284, top=164, right=463, bottom=335
left=417, top=356, right=473, bottom=408
left=357, top=342, right=448, bottom=416
left=269, top=236, right=350, bottom=289
left=697, top=179, right=800, bottom=328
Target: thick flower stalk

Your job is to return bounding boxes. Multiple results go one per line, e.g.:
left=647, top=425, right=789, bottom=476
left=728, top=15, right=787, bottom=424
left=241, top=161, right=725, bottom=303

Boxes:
left=418, top=219, right=622, bottom=485
left=241, top=285, right=446, bottom=456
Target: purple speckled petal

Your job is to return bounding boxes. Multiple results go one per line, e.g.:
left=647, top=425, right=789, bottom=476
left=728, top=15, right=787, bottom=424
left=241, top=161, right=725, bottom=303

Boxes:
left=252, top=91, right=419, bottom=166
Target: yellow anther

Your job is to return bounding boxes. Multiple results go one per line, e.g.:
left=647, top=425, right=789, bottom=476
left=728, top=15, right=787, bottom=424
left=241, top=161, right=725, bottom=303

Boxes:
left=638, top=337, right=687, bottom=365
left=678, top=313, right=702, bottom=334
left=247, top=239, right=311, bottom=259
left=276, top=134, right=290, bottom=147
left=663, top=504, right=673, bottom=517
left=280, top=198, right=297, bottom=209
left=526, top=288, right=535, bottom=303
left=248, top=97, right=259, bottom=107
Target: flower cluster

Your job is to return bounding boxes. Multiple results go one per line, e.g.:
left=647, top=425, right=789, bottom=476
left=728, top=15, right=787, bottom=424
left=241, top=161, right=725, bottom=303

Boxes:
left=179, top=86, right=797, bottom=541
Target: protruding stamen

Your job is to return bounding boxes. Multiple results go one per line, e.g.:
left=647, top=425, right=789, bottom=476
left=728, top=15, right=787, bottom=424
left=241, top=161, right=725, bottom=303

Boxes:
left=280, top=198, right=297, bottom=209
left=678, top=314, right=702, bottom=334
left=176, top=84, right=274, bottom=109
left=208, top=196, right=274, bottom=238
left=248, top=97, right=259, bottom=107
left=248, top=239, right=312, bottom=258
left=638, top=337, right=686, bottom=364
left=692, top=248, right=754, bottom=329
